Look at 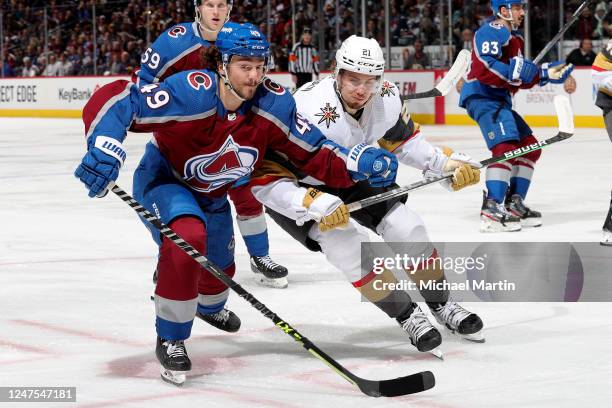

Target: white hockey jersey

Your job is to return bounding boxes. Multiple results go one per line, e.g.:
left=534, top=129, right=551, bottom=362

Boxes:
left=293, top=76, right=448, bottom=173
left=251, top=75, right=449, bottom=224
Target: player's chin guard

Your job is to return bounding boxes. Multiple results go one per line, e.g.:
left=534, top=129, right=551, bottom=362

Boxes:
left=216, top=22, right=270, bottom=101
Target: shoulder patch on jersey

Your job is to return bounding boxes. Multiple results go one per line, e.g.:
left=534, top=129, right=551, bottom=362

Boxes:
left=489, top=22, right=503, bottom=30
left=380, top=80, right=396, bottom=97
left=263, top=77, right=286, bottom=95
left=314, top=102, right=340, bottom=128
left=168, top=25, right=188, bottom=39
left=187, top=71, right=212, bottom=90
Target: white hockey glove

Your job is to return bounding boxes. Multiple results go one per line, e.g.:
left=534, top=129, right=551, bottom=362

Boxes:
left=424, top=147, right=481, bottom=191
left=291, top=188, right=349, bottom=232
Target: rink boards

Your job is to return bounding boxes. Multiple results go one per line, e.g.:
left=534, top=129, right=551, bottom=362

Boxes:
left=0, top=68, right=603, bottom=127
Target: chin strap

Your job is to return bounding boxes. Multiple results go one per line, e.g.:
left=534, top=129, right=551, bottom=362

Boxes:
left=220, top=62, right=248, bottom=102
left=496, top=7, right=521, bottom=30
left=220, top=59, right=268, bottom=103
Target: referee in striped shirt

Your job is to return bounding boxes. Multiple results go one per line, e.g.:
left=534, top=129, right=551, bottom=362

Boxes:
left=289, top=28, right=319, bottom=89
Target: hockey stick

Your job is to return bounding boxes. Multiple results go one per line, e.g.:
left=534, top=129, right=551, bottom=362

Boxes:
left=108, top=183, right=434, bottom=397
left=348, top=95, right=574, bottom=212
left=401, top=49, right=471, bottom=100
left=533, top=0, right=594, bottom=64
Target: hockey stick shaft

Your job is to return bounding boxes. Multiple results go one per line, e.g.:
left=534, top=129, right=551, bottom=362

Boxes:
left=533, top=0, right=593, bottom=64
left=109, top=183, right=434, bottom=397
left=348, top=95, right=574, bottom=212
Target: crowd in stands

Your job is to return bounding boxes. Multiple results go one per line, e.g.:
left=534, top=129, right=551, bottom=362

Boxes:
left=1, top=0, right=610, bottom=77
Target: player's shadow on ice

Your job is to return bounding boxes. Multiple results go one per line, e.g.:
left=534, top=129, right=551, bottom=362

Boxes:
left=103, top=322, right=438, bottom=382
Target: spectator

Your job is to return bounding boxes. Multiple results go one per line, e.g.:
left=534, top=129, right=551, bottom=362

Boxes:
left=593, top=2, right=611, bottom=39
left=42, top=54, right=60, bottom=76
left=109, top=53, right=126, bottom=75
left=403, top=39, right=431, bottom=69
left=2, top=53, right=17, bottom=77
left=566, top=38, right=597, bottom=66
left=58, top=52, right=74, bottom=76
left=81, top=51, right=94, bottom=75
left=20, top=56, right=40, bottom=77
left=577, top=6, right=595, bottom=40
left=454, top=28, right=473, bottom=61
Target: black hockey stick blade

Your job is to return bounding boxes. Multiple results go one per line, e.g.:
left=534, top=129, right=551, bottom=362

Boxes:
left=402, top=50, right=470, bottom=100
left=357, top=370, right=436, bottom=397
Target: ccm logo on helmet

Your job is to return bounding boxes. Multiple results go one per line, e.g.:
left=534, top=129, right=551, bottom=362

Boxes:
left=168, top=25, right=187, bottom=38
left=187, top=72, right=212, bottom=90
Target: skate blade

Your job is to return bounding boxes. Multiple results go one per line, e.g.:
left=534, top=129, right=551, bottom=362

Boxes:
left=256, top=276, right=289, bottom=289
left=428, top=348, right=444, bottom=360
left=460, top=331, right=486, bottom=343
left=160, top=367, right=187, bottom=386
left=443, top=326, right=486, bottom=343
left=520, top=218, right=542, bottom=228
left=479, top=218, right=521, bottom=233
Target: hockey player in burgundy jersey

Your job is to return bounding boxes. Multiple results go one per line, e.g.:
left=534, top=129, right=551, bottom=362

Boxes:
left=459, top=0, right=573, bottom=232
left=136, top=0, right=291, bottom=288
left=74, top=22, right=397, bottom=386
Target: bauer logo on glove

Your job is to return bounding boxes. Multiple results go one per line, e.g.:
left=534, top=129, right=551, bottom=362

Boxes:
left=295, top=188, right=350, bottom=231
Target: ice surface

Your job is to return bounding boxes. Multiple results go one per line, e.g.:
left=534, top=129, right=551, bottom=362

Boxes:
left=1, top=118, right=611, bottom=407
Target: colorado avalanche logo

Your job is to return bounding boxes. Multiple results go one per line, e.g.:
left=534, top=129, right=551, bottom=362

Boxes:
left=183, top=136, right=259, bottom=193
left=187, top=71, right=212, bottom=90
left=263, top=77, right=286, bottom=95
left=168, top=25, right=187, bottom=38
left=380, top=81, right=395, bottom=97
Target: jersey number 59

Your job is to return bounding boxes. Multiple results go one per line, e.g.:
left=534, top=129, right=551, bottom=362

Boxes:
left=141, top=48, right=161, bottom=69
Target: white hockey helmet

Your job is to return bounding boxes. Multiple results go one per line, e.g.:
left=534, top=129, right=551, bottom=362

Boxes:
left=334, top=35, right=385, bottom=78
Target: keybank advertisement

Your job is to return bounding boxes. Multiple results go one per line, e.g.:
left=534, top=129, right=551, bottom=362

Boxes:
left=0, top=77, right=126, bottom=110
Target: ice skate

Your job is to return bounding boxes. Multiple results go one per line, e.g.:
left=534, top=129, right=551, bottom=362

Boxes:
left=430, top=298, right=485, bottom=343
left=196, top=307, right=241, bottom=333
left=505, top=193, right=542, bottom=228
left=156, top=337, right=191, bottom=386
left=397, top=304, right=443, bottom=359
left=480, top=191, right=521, bottom=232
left=251, top=255, right=289, bottom=289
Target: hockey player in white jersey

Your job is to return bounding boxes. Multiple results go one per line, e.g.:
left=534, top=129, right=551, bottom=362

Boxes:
left=251, top=36, right=485, bottom=354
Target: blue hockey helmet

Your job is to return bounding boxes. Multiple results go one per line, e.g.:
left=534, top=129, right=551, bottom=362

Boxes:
left=215, top=22, right=270, bottom=65
left=490, top=0, right=526, bottom=13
